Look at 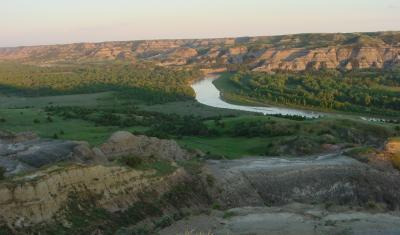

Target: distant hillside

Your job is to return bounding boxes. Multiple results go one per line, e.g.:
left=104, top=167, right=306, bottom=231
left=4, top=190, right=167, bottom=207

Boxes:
left=0, top=31, right=400, bottom=71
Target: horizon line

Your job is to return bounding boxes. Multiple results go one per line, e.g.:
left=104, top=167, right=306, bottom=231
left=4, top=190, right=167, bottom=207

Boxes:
left=1, top=30, right=399, bottom=49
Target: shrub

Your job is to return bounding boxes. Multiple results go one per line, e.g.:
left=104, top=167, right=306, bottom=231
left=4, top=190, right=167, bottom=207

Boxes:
left=47, top=116, right=53, bottom=122
left=122, top=156, right=143, bottom=168
left=203, top=154, right=224, bottom=160
left=0, top=167, right=6, bottom=180
left=154, top=216, right=173, bottom=229
left=212, top=203, right=221, bottom=210
left=223, top=211, right=236, bottom=219
left=206, top=174, right=215, bottom=187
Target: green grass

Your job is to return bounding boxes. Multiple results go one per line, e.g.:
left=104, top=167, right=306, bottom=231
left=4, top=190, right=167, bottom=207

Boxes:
left=0, top=92, right=112, bottom=108
left=0, top=108, right=148, bottom=145
left=0, top=84, right=397, bottom=158
left=213, top=73, right=241, bottom=93
left=139, top=100, right=248, bottom=118
left=136, top=160, right=178, bottom=177
left=179, top=136, right=272, bottom=158
left=179, top=114, right=398, bottom=158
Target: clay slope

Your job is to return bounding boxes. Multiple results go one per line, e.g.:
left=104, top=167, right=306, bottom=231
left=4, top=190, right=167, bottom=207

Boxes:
left=0, top=32, right=399, bottom=71
left=206, top=154, right=400, bottom=209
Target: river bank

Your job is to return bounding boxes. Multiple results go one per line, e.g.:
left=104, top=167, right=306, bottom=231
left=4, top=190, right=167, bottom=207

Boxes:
left=191, top=75, right=396, bottom=123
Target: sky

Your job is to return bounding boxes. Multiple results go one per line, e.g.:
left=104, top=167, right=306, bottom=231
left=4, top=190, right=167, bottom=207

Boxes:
left=1, top=0, right=400, bottom=47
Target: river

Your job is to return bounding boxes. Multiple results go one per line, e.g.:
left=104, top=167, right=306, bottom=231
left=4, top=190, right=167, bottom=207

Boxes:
left=191, top=76, right=323, bottom=118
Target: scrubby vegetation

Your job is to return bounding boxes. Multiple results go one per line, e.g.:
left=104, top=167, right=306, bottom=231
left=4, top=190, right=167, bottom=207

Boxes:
left=221, top=69, right=400, bottom=116
left=44, top=105, right=213, bottom=139
left=180, top=115, right=399, bottom=158
left=0, top=167, right=5, bottom=180
left=119, top=155, right=177, bottom=177
left=120, top=155, right=143, bottom=168
left=33, top=180, right=210, bottom=235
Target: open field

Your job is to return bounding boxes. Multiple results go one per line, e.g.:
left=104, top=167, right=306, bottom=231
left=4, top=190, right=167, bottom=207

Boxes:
left=0, top=92, right=112, bottom=109
left=0, top=108, right=149, bottom=145
left=140, top=100, right=248, bottom=118
left=180, top=115, right=399, bottom=158
left=1, top=93, right=398, bottom=157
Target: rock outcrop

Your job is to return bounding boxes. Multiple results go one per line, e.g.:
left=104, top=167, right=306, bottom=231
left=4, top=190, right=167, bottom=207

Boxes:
left=99, top=131, right=189, bottom=161
left=0, top=136, right=82, bottom=175
left=0, top=131, right=38, bottom=144
left=0, top=164, right=189, bottom=228
left=385, top=138, right=400, bottom=155
left=0, top=131, right=190, bottom=176
left=0, top=131, right=198, bottom=231
left=206, top=155, right=400, bottom=209
left=1, top=32, right=399, bottom=71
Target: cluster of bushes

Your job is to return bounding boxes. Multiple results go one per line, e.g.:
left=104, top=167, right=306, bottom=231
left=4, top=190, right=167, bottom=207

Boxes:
left=232, top=120, right=296, bottom=137
left=45, top=105, right=216, bottom=138
left=0, top=167, right=5, bottom=180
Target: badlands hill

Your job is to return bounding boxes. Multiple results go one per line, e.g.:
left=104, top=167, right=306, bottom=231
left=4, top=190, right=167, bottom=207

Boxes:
left=0, top=32, right=399, bottom=71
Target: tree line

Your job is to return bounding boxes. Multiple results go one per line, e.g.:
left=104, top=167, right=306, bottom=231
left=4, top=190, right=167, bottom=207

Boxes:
left=0, top=62, right=202, bottom=103
left=228, top=68, right=400, bottom=116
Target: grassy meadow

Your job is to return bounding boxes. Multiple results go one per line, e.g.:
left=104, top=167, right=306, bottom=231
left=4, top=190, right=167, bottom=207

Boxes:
left=0, top=62, right=399, bottom=158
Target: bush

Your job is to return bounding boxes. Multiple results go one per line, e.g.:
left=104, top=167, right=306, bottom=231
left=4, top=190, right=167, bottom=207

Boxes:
left=206, top=174, right=215, bottom=187
left=0, top=167, right=6, bottom=180
left=223, top=211, right=236, bottom=219
left=47, top=116, right=53, bottom=122
left=212, top=203, right=221, bottom=210
left=154, top=216, right=173, bottom=229
left=122, top=156, right=143, bottom=168
left=203, top=154, right=225, bottom=160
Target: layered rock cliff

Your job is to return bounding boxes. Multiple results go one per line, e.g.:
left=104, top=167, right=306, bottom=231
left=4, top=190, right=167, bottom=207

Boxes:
left=0, top=131, right=204, bottom=232
left=0, top=32, right=399, bottom=71
left=0, top=164, right=189, bottom=228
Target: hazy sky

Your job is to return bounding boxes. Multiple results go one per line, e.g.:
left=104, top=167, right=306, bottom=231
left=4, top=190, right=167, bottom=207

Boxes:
left=1, top=0, right=400, bottom=47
